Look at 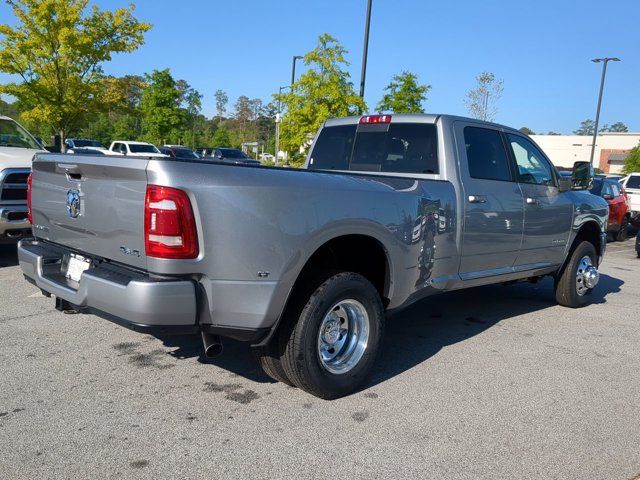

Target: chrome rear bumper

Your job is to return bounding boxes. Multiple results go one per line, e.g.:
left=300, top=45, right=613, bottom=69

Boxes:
left=18, top=239, right=198, bottom=333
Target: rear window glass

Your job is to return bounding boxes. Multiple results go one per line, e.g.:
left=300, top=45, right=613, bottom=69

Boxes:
left=309, top=123, right=438, bottom=174
left=626, top=175, right=640, bottom=189
left=309, top=125, right=355, bottom=170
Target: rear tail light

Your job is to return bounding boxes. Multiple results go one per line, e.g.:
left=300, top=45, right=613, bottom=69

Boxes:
left=27, top=173, right=32, bottom=224
left=359, top=114, right=392, bottom=125
left=144, top=185, right=198, bottom=259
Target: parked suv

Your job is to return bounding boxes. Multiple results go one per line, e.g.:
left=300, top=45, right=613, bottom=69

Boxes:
left=197, top=147, right=261, bottom=166
left=158, top=145, right=200, bottom=160
left=590, top=177, right=631, bottom=241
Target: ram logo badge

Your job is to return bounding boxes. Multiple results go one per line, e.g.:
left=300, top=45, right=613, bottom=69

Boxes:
left=66, top=189, right=81, bottom=218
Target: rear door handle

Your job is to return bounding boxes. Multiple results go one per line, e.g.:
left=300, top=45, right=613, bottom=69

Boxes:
left=526, top=197, right=540, bottom=205
left=468, top=195, right=487, bottom=203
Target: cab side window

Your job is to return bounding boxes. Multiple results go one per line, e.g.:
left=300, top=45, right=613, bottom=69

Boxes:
left=463, top=126, right=512, bottom=181
left=507, top=134, right=555, bottom=186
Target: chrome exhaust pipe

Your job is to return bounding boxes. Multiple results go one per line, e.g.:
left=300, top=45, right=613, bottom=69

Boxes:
left=201, top=330, right=223, bottom=358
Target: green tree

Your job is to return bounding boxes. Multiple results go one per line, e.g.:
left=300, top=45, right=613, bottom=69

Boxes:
left=464, top=72, right=504, bottom=122
left=601, top=121, right=629, bottom=133
left=519, top=127, right=536, bottom=135
left=0, top=0, right=151, bottom=148
left=76, top=75, right=145, bottom=145
left=176, top=79, right=203, bottom=147
left=211, top=125, right=235, bottom=147
left=622, top=144, right=640, bottom=174
left=574, top=119, right=595, bottom=136
left=139, top=69, right=184, bottom=145
left=214, top=89, right=228, bottom=118
left=277, top=34, right=366, bottom=155
left=376, top=71, right=430, bottom=113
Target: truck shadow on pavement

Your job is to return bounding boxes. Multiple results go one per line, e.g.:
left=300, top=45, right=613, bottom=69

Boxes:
left=154, top=273, right=623, bottom=389
left=368, top=274, right=623, bottom=389
left=0, top=244, right=18, bottom=268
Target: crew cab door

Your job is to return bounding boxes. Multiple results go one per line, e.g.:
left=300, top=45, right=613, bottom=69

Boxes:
left=455, top=123, right=524, bottom=279
left=505, top=133, right=573, bottom=267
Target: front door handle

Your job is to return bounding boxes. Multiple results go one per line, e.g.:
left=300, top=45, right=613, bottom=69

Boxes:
left=526, top=197, right=540, bottom=205
left=468, top=195, right=487, bottom=204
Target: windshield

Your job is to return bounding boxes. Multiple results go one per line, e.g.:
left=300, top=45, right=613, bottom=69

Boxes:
left=0, top=119, right=41, bottom=149
left=73, top=139, right=104, bottom=148
left=626, top=175, right=640, bottom=189
left=219, top=148, right=247, bottom=159
left=174, top=148, right=199, bottom=159
left=129, top=144, right=160, bottom=154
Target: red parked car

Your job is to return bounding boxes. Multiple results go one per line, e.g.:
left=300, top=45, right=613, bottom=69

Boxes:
left=590, top=177, right=631, bottom=241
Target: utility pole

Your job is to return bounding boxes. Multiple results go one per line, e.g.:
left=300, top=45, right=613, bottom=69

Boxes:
left=275, top=85, right=291, bottom=167
left=589, top=57, right=620, bottom=166
left=359, top=0, right=373, bottom=99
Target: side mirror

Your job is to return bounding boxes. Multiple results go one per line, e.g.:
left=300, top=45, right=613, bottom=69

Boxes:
left=558, top=177, right=572, bottom=192
left=571, top=161, right=592, bottom=190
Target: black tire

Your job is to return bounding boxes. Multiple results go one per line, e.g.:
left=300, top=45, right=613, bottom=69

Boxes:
left=616, top=217, right=629, bottom=242
left=280, top=272, right=384, bottom=400
left=254, top=344, right=295, bottom=387
left=554, top=241, right=598, bottom=308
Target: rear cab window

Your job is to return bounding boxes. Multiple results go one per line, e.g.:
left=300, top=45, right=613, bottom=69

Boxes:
left=308, top=122, right=439, bottom=175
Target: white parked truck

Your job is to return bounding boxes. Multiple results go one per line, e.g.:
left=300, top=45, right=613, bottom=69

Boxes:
left=0, top=116, right=43, bottom=243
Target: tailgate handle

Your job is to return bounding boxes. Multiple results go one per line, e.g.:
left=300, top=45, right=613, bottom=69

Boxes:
left=66, top=172, right=82, bottom=181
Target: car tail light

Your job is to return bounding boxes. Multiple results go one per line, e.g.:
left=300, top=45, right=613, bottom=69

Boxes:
left=359, top=114, right=392, bottom=125
left=27, top=173, right=32, bottom=224
left=144, top=185, right=198, bottom=259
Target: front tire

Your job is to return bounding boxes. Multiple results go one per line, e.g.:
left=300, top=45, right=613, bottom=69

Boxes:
left=616, top=217, right=629, bottom=242
left=281, top=272, right=384, bottom=400
left=554, top=241, right=599, bottom=308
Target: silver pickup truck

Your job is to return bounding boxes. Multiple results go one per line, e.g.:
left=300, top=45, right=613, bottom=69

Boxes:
left=19, top=114, right=608, bottom=399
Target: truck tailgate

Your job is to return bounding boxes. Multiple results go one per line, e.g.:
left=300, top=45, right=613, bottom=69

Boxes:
left=31, top=154, right=148, bottom=270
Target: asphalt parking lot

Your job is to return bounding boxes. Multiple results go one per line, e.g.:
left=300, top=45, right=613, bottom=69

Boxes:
left=1, top=240, right=639, bottom=480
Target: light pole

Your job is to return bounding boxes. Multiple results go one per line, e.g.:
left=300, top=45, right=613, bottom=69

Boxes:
left=275, top=85, right=291, bottom=166
left=359, top=0, right=373, bottom=99
left=291, top=55, right=303, bottom=86
left=589, top=57, right=620, bottom=166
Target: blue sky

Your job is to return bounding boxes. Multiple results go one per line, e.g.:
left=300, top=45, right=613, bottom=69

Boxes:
left=1, top=0, right=638, bottom=133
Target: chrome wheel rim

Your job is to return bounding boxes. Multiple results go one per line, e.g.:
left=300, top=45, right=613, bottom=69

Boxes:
left=576, top=255, right=599, bottom=296
left=317, top=299, right=370, bottom=374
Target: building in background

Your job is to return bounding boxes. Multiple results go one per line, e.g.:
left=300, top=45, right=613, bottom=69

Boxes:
left=531, top=132, right=640, bottom=173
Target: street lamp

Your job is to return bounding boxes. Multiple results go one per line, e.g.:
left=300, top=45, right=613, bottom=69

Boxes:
left=275, top=85, right=291, bottom=166
left=359, top=0, right=373, bottom=99
left=291, top=55, right=303, bottom=86
left=589, top=57, right=620, bottom=166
